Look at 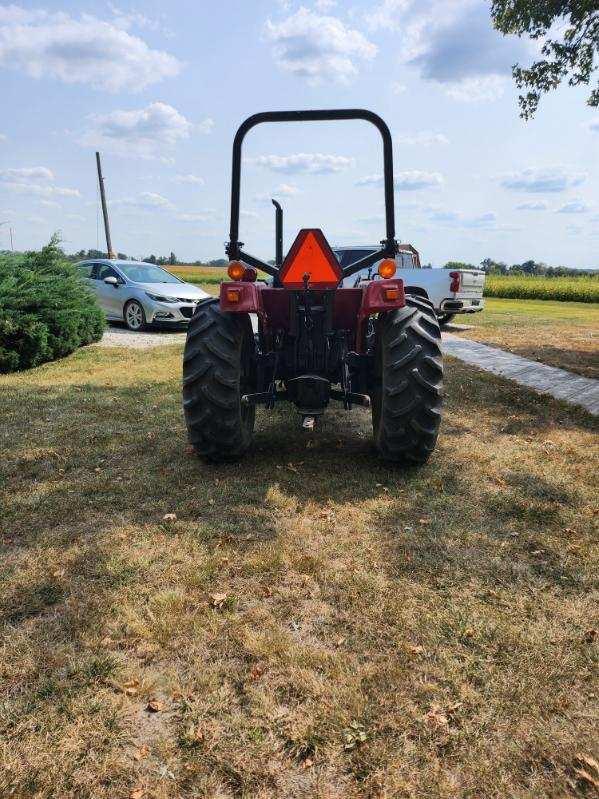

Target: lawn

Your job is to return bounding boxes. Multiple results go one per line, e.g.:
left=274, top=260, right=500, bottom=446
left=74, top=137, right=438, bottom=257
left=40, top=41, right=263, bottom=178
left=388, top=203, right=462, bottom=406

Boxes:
left=455, top=298, right=599, bottom=379
left=1, top=343, right=597, bottom=799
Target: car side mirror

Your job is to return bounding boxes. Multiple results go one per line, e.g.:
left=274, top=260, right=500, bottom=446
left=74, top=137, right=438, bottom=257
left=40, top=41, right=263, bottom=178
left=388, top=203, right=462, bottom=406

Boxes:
left=104, top=276, right=118, bottom=286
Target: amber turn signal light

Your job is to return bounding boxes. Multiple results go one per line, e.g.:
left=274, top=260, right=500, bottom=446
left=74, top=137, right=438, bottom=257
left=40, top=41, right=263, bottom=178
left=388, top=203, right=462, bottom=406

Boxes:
left=384, top=287, right=400, bottom=301
left=378, top=258, right=396, bottom=279
left=227, top=261, right=245, bottom=281
left=226, top=288, right=240, bottom=303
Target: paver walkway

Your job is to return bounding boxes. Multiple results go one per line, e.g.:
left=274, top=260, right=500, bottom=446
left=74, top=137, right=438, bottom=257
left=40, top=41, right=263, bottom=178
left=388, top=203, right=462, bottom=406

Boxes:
left=443, top=333, right=599, bottom=416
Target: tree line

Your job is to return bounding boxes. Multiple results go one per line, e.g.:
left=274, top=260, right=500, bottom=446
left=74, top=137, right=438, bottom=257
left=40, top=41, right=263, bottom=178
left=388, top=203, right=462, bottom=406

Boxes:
left=443, top=259, right=598, bottom=277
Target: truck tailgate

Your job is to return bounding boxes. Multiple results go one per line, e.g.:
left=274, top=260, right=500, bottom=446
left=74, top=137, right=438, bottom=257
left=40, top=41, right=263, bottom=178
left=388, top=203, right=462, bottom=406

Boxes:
left=458, top=270, right=485, bottom=296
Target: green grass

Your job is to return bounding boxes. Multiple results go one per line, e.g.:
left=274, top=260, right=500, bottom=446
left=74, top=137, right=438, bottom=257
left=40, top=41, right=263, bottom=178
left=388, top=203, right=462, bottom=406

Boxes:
left=485, top=274, right=599, bottom=303
left=1, top=342, right=597, bottom=798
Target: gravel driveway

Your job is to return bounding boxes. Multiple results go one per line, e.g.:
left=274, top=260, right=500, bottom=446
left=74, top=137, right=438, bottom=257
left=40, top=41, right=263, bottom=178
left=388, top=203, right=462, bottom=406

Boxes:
left=98, top=324, right=187, bottom=349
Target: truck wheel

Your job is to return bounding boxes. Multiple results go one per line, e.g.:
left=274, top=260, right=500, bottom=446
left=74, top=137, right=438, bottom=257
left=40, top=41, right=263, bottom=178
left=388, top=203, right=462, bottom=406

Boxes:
left=436, top=312, right=455, bottom=326
left=183, top=299, right=255, bottom=462
left=370, top=295, right=443, bottom=464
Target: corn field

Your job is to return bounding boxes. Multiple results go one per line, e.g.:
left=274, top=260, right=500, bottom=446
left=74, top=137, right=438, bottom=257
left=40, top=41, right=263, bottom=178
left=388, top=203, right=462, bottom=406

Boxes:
left=484, top=274, right=599, bottom=303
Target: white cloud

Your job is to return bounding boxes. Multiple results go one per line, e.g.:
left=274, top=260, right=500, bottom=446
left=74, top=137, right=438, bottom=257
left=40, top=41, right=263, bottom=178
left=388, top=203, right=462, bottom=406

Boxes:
left=247, top=153, right=355, bottom=174
left=0, top=133, right=7, bottom=142
left=277, top=183, right=301, bottom=195
left=397, top=131, right=449, bottom=146
left=584, top=117, right=599, bottom=134
left=366, top=0, right=529, bottom=103
left=0, top=6, right=181, bottom=92
left=426, top=207, right=497, bottom=228
left=0, top=166, right=54, bottom=182
left=241, top=209, right=260, bottom=220
left=556, top=199, right=590, bottom=214
left=175, top=211, right=216, bottom=223
left=314, top=0, right=337, bottom=10
left=80, top=102, right=195, bottom=159
left=1, top=182, right=80, bottom=198
left=197, top=118, right=215, bottom=135
left=114, top=192, right=175, bottom=211
left=500, top=167, right=587, bottom=193
left=66, top=213, right=86, bottom=222
left=444, top=75, right=505, bottom=102
left=253, top=183, right=302, bottom=202
left=172, top=174, right=205, bottom=185
left=265, top=7, right=377, bottom=84
left=516, top=201, right=548, bottom=211
left=391, top=82, right=407, bottom=94
left=356, top=170, right=444, bottom=190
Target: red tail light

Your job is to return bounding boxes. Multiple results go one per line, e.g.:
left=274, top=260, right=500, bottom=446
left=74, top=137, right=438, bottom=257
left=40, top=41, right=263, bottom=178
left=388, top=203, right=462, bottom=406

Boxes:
left=449, top=271, right=461, bottom=293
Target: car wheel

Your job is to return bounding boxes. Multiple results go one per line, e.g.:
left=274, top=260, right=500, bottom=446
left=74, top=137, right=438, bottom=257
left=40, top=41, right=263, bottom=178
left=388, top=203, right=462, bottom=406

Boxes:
left=124, top=300, right=146, bottom=331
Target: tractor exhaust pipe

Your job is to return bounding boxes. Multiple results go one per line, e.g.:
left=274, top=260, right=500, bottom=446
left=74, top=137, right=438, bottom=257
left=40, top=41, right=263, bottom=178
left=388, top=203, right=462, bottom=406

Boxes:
left=272, top=199, right=283, bottom=267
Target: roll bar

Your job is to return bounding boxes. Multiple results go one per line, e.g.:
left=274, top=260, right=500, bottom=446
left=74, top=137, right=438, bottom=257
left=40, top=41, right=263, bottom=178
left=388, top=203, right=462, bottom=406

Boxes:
left=225, top=109, right=399, bottom=279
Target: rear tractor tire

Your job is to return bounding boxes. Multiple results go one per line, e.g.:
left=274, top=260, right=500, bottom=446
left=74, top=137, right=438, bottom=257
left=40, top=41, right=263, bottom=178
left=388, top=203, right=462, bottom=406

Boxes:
left=183, top=299, right=256, bottom=462
left=370, top=295, right=443, bottom=464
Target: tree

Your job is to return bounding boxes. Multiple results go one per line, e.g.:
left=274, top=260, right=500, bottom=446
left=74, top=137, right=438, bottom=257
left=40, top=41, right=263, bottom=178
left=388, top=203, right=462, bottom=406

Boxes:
left=491, top=1, right=599, bottom=118
left=144, top=254, right=157, bottom=264
left=168, top=251, right=177, bottom=265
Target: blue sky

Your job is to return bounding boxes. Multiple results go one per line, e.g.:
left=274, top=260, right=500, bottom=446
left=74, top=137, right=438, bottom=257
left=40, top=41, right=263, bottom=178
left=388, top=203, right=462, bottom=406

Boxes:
left=1, top=0, right=598, bottom=267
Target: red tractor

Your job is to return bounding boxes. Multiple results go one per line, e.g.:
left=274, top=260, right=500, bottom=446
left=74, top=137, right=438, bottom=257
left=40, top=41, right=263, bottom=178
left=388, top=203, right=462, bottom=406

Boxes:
left=183, top=110, right=443, bottom=463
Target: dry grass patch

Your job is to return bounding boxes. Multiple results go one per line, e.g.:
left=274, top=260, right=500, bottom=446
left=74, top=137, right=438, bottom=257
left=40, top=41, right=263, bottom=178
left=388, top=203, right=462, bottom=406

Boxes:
left=456, top=298, right=599, bottom=379
left=1, top=343, right=598, bottom=798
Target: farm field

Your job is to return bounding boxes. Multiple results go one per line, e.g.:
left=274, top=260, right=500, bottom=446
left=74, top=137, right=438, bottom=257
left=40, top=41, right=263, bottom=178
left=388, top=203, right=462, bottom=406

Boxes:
left=1, top=343, right=597, bottom=798
left=484, top=274, right=599, bottom=303
left=455, top=298, right=599, bottom=379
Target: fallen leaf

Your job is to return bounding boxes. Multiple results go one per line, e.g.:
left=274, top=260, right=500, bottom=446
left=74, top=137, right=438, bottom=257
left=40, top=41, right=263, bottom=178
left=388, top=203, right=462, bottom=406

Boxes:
left=408, top=644, right=424, bottom=655
left=343, top=721, right=368, bottom=751
left=129, top=788, right=144, bottom=799
left=576, top=753, right=599, bottom=776
left=162, top=513, right=177, bottom=522
left=210, top=592, right=228, bottom=609
left=574, top=768, right=599, bottom=790
left=583, top=628, right=597, bottom=643
left=146, top=698, right=164, bottom=713
left=303, top=758, right=314, bottom=768
left=133, top=745, right=149, bottom=761
left=424, top=704, right=450, bottom=730
left=249, top=663, right=265, bottom=680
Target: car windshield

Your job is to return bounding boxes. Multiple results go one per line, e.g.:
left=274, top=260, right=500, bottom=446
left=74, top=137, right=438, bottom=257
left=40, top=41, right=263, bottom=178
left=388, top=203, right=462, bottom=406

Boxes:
left=117, top=263, right=182, bottom=284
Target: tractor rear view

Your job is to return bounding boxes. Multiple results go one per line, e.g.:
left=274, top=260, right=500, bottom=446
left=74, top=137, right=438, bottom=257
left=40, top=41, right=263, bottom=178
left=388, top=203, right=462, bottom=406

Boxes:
left=183, top=110, right=443, bottom=463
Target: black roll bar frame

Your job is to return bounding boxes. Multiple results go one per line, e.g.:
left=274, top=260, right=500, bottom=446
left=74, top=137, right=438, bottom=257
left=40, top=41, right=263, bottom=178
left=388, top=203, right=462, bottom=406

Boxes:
left=225, top=109, right=399, bottom=280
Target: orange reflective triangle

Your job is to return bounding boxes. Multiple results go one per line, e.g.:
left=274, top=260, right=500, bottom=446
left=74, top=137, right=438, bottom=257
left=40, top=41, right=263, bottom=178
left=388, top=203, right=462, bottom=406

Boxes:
left=280, top=229, right=341, bottom=289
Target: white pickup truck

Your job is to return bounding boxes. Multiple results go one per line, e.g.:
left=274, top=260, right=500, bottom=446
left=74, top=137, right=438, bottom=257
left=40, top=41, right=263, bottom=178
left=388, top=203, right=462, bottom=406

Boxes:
left=333, top=245, right=486, bottom=324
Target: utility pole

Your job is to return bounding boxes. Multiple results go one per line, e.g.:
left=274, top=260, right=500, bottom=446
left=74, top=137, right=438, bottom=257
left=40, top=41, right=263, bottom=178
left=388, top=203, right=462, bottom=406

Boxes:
left=95, top=151, right=116, bottom=259
left=9, top=227, right=13, bottom=251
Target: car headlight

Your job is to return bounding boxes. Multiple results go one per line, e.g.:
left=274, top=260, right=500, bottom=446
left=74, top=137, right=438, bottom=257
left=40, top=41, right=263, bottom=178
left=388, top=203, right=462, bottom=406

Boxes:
left=145, top=292, right=179, bottom=303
